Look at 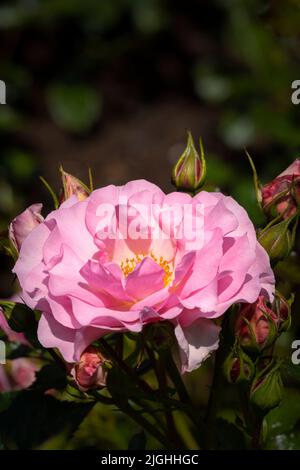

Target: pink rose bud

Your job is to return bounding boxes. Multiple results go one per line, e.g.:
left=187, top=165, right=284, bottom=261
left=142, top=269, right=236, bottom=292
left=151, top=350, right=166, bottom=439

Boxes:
left=9, top=203, right=43, bottom=251
left=0, top=358, right=39, bottom=392
left=60, top=168, right=90, bottom=203
left=234, top=296, right=278, bottom=354
left=10, top=358, right=39, bottom=389
left=171, top=132, right=206, bottom=193
left=262, top=159, right=300, bottom=219
left=72, top=346, right=108, bottom=391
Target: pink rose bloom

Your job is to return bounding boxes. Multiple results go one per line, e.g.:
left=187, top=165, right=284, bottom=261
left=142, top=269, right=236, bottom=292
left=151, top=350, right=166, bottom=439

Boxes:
left=0, top=307, right=29, bottom=345
left=0, top=358, right=39, bottom=392
left=262, top=159, right=300, bottom=219
left=9, top=203, right=44, bottom=251
left=13, top=180, right=274, bottom=372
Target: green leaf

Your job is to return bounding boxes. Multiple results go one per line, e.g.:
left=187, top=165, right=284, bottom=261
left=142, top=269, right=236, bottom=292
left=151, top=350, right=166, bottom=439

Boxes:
left=1, top=303, right=40, bottom=347
left=265, top=388, right=300, bottom=450
left=69, top=402, right=130, bottom=450
left=6, top=304, right=36, bottom=333
left=275, top=257, right=300, bottom=284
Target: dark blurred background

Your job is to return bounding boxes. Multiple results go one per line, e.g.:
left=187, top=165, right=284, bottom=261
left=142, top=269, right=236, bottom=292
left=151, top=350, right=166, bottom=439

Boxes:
left=1, top=0, right=300, bottom=449
left=1, top=0, right=300, bottom=228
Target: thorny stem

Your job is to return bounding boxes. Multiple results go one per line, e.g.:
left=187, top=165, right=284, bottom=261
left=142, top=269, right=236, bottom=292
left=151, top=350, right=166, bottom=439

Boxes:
left=99, top=338, right=153, bottom=395
left=99, top=337, right=176, bottom=447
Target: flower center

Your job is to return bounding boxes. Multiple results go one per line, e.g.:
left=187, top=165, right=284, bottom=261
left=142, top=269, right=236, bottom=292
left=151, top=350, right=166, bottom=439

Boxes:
left=120, top=253, right=173, bottom=287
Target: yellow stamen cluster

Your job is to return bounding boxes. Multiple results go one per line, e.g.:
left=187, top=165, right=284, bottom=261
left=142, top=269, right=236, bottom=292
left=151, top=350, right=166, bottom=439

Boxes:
left=120, top=253, right=173, bottom=287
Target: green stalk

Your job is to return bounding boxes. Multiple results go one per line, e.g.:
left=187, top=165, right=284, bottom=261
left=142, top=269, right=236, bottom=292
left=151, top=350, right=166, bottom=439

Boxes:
left=159, top=349, right=203, bottom=448
left=204, top=318, right=229, bottom=449
left=99, top=338, right=152, bottom=395
left=161, top=349, right=190, bottom=404
left=146, top=345, right=185, bottom=448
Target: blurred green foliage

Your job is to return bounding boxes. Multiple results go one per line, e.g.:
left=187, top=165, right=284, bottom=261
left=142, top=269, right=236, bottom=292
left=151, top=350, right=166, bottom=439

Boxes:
left=46, top=84, right=101, bottom=133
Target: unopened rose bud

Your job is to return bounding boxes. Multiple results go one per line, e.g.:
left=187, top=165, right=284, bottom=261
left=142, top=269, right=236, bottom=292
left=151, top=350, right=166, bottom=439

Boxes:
left=171, top=132, right=206, bottom=193
left=9, top=203, right=43, bottom=252
left=144, top=321, right=175, bottom=351
left=262, top=159, right=300, bottom=220
left=60, top=168, right=90, bottom=203
left=250, top=361, right=283, bottom=412
left=223, top=345, right=255, bottom=385
left=258, top=219, right=293, bottom=262
left=273, top=292, right=292, bottom=333
left=234, top=296, right=278, bottom=354
left=72, top=346, right=108, bottom=391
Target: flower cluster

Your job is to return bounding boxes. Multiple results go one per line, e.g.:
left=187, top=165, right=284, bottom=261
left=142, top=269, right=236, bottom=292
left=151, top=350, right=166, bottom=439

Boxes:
left=1, top=134, right=299, bottom=450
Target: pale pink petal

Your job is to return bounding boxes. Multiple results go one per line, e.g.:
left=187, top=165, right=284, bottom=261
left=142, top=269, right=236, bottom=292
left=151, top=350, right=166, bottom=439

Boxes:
left=37, top=312, right=77, bottom=362
left=174, top=319, right=221, bottom=373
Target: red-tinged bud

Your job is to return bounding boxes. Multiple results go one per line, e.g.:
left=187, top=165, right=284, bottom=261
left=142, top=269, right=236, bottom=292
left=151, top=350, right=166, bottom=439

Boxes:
left=171, top=132, right=206, bottom=193
left=250, top=360, right=283, bottom=412
left=262, top=159, right=300, bottom=220
left=60, top=168, right=90, bottom=203
left=234, top=296, right=278, bottom=354
left=223, top=344, right=255, bottom=385
left=72, top=346, right=108, bottom=391
left=9, top=204, right=44, bottom=252
left=273, top=292, right=293, bottom=333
